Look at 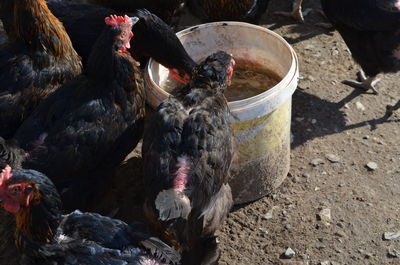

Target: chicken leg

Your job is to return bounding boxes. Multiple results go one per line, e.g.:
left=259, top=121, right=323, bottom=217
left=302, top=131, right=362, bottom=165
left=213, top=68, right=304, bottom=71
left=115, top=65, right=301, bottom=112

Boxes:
left=343, top=70, right=380, bottom=94
left=385, top=100, right=400, bottom=117
left=275, top=0, right=311, bottom=23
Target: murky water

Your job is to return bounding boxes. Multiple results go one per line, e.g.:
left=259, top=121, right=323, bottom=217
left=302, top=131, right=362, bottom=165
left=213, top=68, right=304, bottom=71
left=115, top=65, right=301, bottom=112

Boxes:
left=161, top=65, right=281, bottom=102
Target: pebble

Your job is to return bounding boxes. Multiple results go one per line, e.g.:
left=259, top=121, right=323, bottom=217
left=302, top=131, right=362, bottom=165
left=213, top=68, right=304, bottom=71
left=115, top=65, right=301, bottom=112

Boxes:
left=285, top=224, right=292, bottom=229
left=318, top=209, right=331, bottom=222
left=311, top=158, right=324, bottom=166
left=326, top=154, right=340, bottom=163
left=334, top=231, right=347, bottom=238
left=383, top=232, right=400, bottom=240
left=308, top=75, right=315, bottom=82
left=311, top=119, right=317, bottom=124
left=303, top=173, right=311, bottom=178
left=295, top=117, right=305, bottom=122
left=283, top=248, right=296, bottom=259
left=344, top=103, right=350, bottom=109
left=356, top=101, right=366, bottom=111
left=366, top=162, right=378, bottom=171
left=363, top=135, right=370, bottom=139
left=319, top=261, right=330, bottom=265
left=388, top=248, right=400, bottom=258
left=264, top=206, right=280, bottom=220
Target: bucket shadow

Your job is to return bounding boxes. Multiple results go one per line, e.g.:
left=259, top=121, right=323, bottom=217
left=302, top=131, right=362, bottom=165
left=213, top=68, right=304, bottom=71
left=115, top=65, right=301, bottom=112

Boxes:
left=291, top=89, right=400, bottom=148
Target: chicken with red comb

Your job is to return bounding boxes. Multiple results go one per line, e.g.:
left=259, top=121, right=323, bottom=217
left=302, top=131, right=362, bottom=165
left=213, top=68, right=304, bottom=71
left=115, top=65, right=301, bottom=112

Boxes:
left=0, top=166, right=180, bottom=265
left=0, top=14, right=145, bottom=211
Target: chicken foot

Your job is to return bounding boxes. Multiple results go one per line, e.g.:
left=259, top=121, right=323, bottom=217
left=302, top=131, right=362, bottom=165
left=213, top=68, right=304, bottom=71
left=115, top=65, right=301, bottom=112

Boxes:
left=275, top=0, right=311, bottom=23
left=343, top=70, right=380, bottom=94
left=385, top=100, right=400, bottom=117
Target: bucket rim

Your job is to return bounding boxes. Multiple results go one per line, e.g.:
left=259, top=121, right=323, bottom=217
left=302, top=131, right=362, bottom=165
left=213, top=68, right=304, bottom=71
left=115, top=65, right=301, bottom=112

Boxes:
left=146, top=21, right=299, bottom=112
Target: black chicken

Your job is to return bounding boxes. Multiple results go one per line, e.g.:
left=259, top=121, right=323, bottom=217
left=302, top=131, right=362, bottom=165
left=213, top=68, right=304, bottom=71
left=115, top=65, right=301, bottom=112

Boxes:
left=88, top=0, right=183, bottom=25
left=321, top=0, right=400, bottom=96
left=186, top=0, right=270, bottom=24
left=0, top=15, right=144, bottom=210
left=46, top=1, right=196, bottom=83
left=322, top=0, right=400, bottom=115
left=0, top=165, right=180, bottom=265
left=0, top=0, right=82, bottom=138
left=142, top=51, right=235, bottom=265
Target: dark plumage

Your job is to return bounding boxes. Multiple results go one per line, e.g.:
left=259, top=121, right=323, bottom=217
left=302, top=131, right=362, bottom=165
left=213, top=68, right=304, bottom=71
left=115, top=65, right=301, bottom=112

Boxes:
left=88, top=0, right=183, bottom=25
left=0, top=0, right=82, bottom=138
left=143, top=51, right=235, bottom=265
left=0, top=166, right=180, bottom=265
left=321, top=0, right=400, bottom=94
left=186, top=0, right=270, bottom=24
left=46, top=1, right=196, bottom=81
left=0, top=15, right=145, bottom=210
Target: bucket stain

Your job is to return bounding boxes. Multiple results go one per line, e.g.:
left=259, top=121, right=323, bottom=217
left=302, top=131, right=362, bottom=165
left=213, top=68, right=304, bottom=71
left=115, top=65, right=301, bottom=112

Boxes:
left=229, top=100, right=292, bottom=204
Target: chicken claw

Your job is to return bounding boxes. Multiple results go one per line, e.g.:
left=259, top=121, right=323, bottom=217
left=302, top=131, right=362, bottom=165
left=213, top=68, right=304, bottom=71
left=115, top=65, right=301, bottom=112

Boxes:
left=343, top=70, right=380, bottom=94
left=385, top=100, right=400, bottom=117
left=275, top=0, right=311, bottom=23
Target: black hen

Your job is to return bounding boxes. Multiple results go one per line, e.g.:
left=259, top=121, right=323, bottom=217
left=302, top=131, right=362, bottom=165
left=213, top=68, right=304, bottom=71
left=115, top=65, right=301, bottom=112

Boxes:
left=0, top=15, right=145, bottom=210
left=88, top=0, right=183, bottom=25
left=143, top=51, right=235, bottom=265
left=186, top=0, right=270, bottom=24
left=0, top=166, right=180, bottom=265
left=46, top=1, right=196, bottom=83
left=321, top=0, right=400, bottom=97
left=0, top=0, right=82, bottom=138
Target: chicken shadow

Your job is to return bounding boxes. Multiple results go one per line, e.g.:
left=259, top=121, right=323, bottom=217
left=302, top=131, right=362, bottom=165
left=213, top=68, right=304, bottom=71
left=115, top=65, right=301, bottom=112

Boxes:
left=291, top=88, right=400, bottom=149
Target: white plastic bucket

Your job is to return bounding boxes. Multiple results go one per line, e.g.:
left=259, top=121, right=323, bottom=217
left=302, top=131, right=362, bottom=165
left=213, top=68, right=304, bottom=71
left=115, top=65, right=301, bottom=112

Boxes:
left=145, top=22, right=298, bottom=204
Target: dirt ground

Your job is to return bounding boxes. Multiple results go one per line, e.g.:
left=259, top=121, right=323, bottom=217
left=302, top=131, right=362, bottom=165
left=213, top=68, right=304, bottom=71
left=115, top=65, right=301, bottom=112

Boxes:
left=97, top=1, right=400, bottom=265
left=3, top=0, right=400, bottom=264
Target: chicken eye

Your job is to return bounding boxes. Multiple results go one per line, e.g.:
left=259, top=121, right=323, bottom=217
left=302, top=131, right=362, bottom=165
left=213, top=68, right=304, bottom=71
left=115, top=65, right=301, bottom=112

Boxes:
left=10, top=186, right=21, bottom=195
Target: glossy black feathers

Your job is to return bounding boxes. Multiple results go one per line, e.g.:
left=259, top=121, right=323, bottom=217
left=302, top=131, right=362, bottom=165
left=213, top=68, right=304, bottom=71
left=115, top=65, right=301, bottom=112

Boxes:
left=321, top=0, right=400, bottom=77
left=143, top=51, right=234, bottom=265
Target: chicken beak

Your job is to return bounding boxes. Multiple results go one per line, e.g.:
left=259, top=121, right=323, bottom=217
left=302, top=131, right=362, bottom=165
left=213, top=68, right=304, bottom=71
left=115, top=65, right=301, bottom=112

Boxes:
left=131, top=16, right=140, bottom=26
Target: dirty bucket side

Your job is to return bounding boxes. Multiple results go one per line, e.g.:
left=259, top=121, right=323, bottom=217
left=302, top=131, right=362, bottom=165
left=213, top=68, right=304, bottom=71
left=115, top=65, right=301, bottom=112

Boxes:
left=230, top=99, right=292, bottom=204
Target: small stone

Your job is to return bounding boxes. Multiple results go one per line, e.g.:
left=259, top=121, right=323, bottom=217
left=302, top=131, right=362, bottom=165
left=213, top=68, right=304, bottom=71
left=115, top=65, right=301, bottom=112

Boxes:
left=383, top=232, right=400, bottom=240
left=311, top=119, right=317, bottom=124
left=318, top=209, right=331, bottom=222
left=311, top=158, right=324, bottom=166
left=308, top=75, right=315, bottom=82
left=365, top=253, right=373, bottom=259
left=366, top=162, right=378, bottom=171
left=285, top=224, right=292, bottom=229
left=315, top=187, right=320, bottom=191
left=295, top=117, right=305, bottom=122
left=303, top=173, right=311, bottom=178
left=283, top=248, right=296, bottom=259
left=344, top=103, right=350, bottom=109
left=264, top=206, right=280, bottom=220
left=337, top=222, right=345, bottom=228
left=319, top=261, right=330, bottom=265
left=356, top=101, right=366, bottom=111
left=326, top=154, right=340, bottom=163
left=304, top=44, right=315, bottom=50
left=318, top=237, right=328, bottom=243
left=334, top=231, right=347, bottom=238
left=363, top=135, right=370, bottom=139
left=388, top=247, right=400, bottom=258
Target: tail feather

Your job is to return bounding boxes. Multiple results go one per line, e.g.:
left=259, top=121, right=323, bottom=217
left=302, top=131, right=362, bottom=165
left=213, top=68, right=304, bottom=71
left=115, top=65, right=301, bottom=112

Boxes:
left=0, top=137, right=25, bottom=169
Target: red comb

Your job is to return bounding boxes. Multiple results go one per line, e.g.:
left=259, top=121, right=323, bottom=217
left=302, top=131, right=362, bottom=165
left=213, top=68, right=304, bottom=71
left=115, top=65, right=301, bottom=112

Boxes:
left=0, top=165, right=12, bottom=187
left=104, top=15, right=131, bottom=27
